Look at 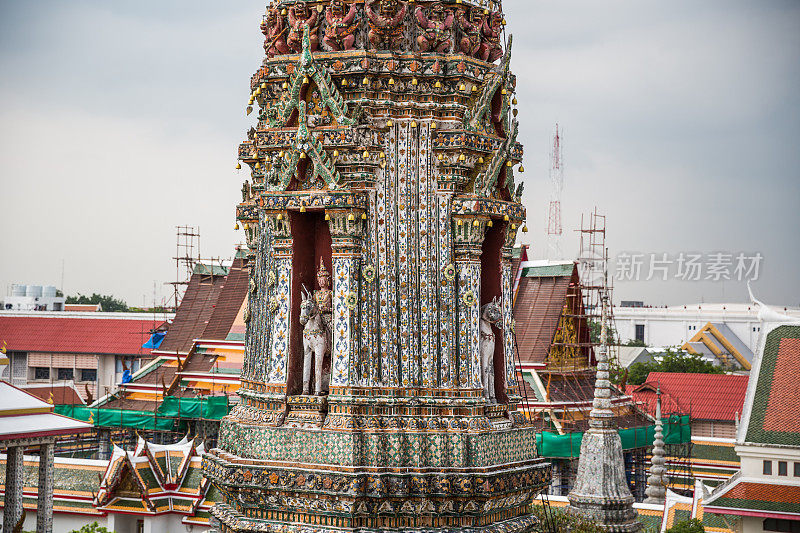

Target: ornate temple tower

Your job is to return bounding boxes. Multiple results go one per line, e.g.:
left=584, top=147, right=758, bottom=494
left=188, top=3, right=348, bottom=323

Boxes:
left=204, top=1, right=551, bottom=531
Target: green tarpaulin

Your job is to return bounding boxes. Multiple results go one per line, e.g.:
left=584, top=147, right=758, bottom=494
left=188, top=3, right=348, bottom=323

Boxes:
left=535, top=416, right=691, bottom=458
left=54, top=396, right=230, bottom=431
left=158, top=395, right=229, bottom=420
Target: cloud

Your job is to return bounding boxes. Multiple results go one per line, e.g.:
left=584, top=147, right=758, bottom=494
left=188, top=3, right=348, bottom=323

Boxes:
left=1, top=0, right=798, bottom=307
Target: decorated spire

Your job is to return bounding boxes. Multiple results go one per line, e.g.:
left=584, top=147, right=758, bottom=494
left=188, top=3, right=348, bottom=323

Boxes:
left=567, top=280, right=643, bottom=531
left=644, top=387, right=667, bottom=505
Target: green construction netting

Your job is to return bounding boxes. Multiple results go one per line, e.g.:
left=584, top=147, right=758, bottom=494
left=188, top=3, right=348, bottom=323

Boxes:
left=158, top=395, right=229, bottom=420
left=54, top=396, right=229, bottom=431
left=535, top=416, right=691, bottom=458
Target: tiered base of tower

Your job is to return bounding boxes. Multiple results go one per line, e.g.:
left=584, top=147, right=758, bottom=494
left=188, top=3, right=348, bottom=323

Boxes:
left=204, top=394, right=550, bottom=532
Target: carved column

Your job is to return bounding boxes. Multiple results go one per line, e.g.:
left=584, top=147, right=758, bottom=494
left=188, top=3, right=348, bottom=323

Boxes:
left=502, top=222, right=521, bottom=401
left=326, top=209, right=364, bottom=391
left=37, top=441, right=54, bottom=533
left=3, top=445, right=24, bottom=533
left=452, top=215, right=488, bottom=390
left=264, top=211, right=292, bottom=389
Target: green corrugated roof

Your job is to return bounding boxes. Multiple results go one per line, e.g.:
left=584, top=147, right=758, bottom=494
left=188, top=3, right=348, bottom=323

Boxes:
left=521, top=263, right=574, bottom=278
left=520, top=371, right=545, bottom=401
left=193, top=263, right=229, bottom=276
left=181, top=468, right=204, bottom=491
left=692, top=442, right=740, bottom=463
left=637, top=513, right=662, bottom=530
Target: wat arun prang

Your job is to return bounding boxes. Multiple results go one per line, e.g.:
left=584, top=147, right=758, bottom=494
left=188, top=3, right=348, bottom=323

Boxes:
left=203, top=0, right=552, bottom=531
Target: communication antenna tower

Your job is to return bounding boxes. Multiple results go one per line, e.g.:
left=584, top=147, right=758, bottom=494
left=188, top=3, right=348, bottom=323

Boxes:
left=547, top=125, right=564, bottom=259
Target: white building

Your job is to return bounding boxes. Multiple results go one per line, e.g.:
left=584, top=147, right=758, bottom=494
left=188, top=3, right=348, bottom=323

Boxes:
left=3, top=284, right=65, bottom=311
left=0, top=311, right=172, bottom=401
left=614, top=302, right=800, bottom=355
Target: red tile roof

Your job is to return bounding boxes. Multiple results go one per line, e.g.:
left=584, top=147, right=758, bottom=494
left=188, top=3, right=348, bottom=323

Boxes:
left=763, top=337, right=800, bottom=433
left=744, top=325, right=800, bottom=445
left=632, top=372, right=748, bottom=421
left=0, top=316, right=160, bottom=356
left=514, top=275, right=572, bottom=365
left=513, top=262, right=591, bottom=367
left=156, top=266, right=227, bottom=355
left=64, top=304, right=102, bottom=312
left=707, top=481, right=800, bottom=517
left=21, top=384, right=85, bottom=405
left=200, top=255, right=249, bottom=341
left=722, top=482, right=800, bottom=505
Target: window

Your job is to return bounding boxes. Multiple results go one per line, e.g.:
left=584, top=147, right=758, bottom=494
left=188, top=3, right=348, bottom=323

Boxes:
left=763, top=518, right=800, bottom=532
left=80, top=368, right=97, bottom=382
left=763, top=460, right=773, bottom=475
left=56, top=368, right=73, bottom=381
left=635, top=324, right=645, bottom=342
left=795, top=462, right=800, bottom=477
left=33, top=367, right=50, bottom=380
left=779, top=461, right=788, bottom=476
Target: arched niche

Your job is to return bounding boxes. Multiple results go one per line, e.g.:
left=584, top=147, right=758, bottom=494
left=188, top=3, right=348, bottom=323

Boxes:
left=480, top=219, right=508, bottom=404
left=287, top=210, right=332, bottom=396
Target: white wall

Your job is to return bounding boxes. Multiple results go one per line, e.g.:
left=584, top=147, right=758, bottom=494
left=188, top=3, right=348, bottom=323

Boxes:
left=0, top=509, right=110, bottom=533
left=612, top=303, right=800, bottom=351
left=737, top=444, right=800, bottom=481
left=741, top=515, right=765, bottom=533
left=107, top=512, right=207, bottom=533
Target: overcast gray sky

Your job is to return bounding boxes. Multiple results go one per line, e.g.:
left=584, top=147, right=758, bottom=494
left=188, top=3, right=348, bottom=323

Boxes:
left=1, top=1, right=798, bottom=308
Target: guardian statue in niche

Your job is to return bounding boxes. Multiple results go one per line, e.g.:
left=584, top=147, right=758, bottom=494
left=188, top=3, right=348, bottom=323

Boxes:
left=479, top=297, right=502, bottom=401
left=299, top=260, right=332, bottom=395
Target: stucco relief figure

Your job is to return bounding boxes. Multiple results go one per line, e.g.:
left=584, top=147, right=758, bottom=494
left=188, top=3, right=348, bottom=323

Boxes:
left=299, top=260, right=332, bottom=396
left=261, top=8, right=291, bottom=57
left=479, top=11, right=504, bottom=63
left=415, top=3, right=454, bottom=53
left=323, top=0, right=358, bottom=51
left=288, top=1, right=320, bottom=52
left=365, top=0, right=407, bottom=50
left=457, top=7, right=484, bottom=57
left=479, top=297, right=502, bottom=401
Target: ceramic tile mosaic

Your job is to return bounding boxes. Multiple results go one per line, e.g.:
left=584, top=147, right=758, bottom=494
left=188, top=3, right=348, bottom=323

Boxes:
left=213, top=3, right=548, bottom=531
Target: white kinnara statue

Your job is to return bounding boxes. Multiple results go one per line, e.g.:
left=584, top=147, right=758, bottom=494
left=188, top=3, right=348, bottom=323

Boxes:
left=479, top=297, right=502, bottom=402
left=299, top=260, right=332, bottom=395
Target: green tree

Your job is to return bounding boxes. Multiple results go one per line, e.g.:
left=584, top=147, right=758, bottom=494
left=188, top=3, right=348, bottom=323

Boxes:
left=666, top=518, right=705, bottom=533
left=531, top=506, right=610, bottom=533
left=624, top=338, right=647, bottom=347
left=589, top=319, right=618, bottom=345
left=627, top=348, right=725, bottom=386
left=69, top=523, right=113, bottom=533
left=66, top=293, right=129, bottom=312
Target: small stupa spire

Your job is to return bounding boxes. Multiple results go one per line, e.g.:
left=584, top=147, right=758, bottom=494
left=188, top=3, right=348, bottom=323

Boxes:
left=567, top=267, right=642, bottom=531
left=644, top=387, right=667, bottom=505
